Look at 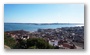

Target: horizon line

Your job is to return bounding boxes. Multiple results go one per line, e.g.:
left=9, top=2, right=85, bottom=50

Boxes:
left=4, top=22, right=84, bottom=24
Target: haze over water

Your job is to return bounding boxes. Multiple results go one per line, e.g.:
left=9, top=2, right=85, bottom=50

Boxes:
left=4, top=23, right=84, bottom=32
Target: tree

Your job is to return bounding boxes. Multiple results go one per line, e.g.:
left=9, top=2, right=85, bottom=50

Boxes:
left=27, top=38, right=54, bottom=49
left=13, top=39, right=27, bottom=49
left=4, top=34, right=17, bottom=48
left=4, top=33, right=54, bottom=49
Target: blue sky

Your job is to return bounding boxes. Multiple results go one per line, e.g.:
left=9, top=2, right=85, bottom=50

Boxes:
left=4, top=4, right=84, bottom=23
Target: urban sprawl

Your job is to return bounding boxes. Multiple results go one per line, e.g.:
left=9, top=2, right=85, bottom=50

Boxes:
left=5, top=26, right=84, bottom=49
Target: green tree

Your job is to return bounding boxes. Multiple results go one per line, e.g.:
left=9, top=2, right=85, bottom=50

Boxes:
left=4, top=34, right=17, bottom=48
left=4, top=33, right=54, bottom=49
left=13, top=39, right=27, bottom=49
left=27, top=38, right=54, bottom=49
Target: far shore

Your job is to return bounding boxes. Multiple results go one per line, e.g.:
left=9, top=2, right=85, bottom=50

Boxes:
left=4, top=23, right=84, bottom=25
left=4, top=26, right=84, bottom=32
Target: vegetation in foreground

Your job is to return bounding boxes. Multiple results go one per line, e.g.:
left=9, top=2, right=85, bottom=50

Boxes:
left=4, top=34, right=55, bottom=49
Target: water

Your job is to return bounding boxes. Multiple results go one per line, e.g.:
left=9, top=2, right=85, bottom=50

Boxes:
left=4, top=23, right=84, bottom=32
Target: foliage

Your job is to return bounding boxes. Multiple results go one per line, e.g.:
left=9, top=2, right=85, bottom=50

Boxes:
left=4, top=34, right=54, bottom=49
left=27, top=38, right=54, bottom=49
left=4, top=34, right=16, bottom=48
left=13, top=39, right=27, bottom=49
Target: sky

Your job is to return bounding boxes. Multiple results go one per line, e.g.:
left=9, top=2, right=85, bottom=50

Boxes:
left=4, top=4, right=84, bottom=23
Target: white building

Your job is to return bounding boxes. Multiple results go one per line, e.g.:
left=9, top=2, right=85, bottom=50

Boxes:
left=49, top=39, right=58, bottom=46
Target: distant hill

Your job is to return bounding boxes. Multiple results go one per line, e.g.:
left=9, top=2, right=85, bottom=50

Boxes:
left=4, top=23, right=84, bottom=25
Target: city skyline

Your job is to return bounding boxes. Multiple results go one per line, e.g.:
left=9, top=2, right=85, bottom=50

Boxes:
left=4, top=4, right=84, bottom=23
